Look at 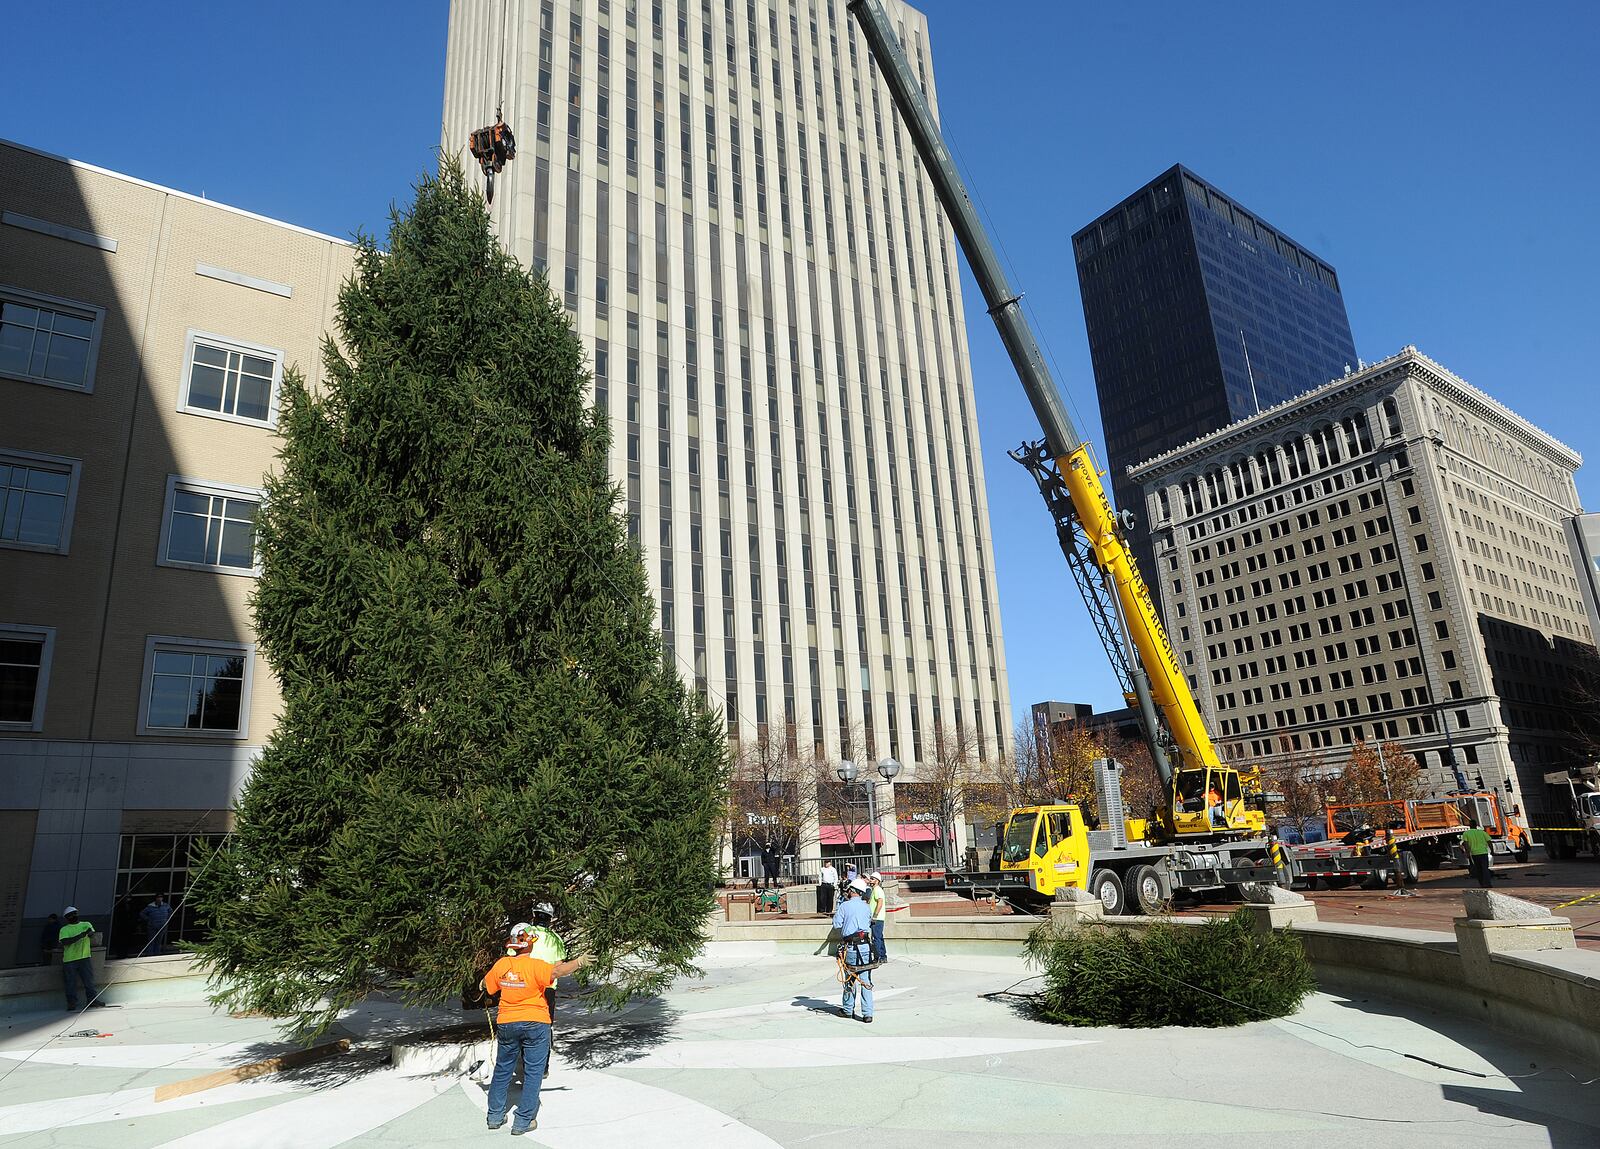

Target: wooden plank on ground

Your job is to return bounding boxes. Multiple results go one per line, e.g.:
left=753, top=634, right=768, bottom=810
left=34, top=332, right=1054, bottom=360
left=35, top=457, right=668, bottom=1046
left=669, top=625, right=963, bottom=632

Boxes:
left=153, top=1038, right=351, bottom=1102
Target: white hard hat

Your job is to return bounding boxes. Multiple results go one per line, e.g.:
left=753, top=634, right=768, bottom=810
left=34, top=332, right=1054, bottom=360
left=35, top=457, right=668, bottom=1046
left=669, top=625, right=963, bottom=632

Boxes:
left=64, top=906, right=78, bottom=915
left=870, top=871, right=882, bottom=880
left=849, top=877, right=868, bottom=894
left=532, top=902, right=555, bottom=918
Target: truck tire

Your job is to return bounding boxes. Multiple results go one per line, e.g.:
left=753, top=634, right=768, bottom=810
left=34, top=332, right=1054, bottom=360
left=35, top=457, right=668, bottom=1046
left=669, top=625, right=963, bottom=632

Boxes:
left=1398, top=850, right=1420, bottom=885
left=1514, top=841, right=1530, bottom=864
left=1361, top=869, right=1388, bottom=890
left=1089, top=868, right=1126, bottom=916
left=1126, top=864, right=1165, bottom=916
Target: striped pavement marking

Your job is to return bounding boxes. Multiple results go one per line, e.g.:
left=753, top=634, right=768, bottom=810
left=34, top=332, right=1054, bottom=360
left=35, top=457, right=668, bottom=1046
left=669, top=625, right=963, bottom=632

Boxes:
left=619, top=1034, right=1092, bottom=1070
left=0, top=1078, right=296, bottom=1135
left=0, top=1040, right=274, bottom=1070
left=153, top=1069, right=455, bottom=1148
left=457, top=1067, right=784, bottom=1147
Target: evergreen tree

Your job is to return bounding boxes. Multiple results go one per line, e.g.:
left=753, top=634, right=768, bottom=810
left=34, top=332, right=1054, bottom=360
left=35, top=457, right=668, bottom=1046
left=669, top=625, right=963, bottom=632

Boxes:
left=189, top=162, right=727, bottom=1037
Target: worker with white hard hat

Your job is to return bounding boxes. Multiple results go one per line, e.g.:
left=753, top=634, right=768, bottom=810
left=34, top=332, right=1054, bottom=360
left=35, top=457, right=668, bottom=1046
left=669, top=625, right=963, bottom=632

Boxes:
left=481, top=919, right=589, bottom=1135
left=831, top=878, right=875, bottom=1022
left=523, top=902, right=565, bottom=1076
left=867, top=871, right=889, bottom=964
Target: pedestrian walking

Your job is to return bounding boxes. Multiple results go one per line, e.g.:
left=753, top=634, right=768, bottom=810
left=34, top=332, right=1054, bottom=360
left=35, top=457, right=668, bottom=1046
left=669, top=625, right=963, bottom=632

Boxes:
left=140, top=894, right=172, bottom=955
left=868, top=871, right=888, bottom=964
left=481, top=922, right=589, bottom=1136
left=524, top=903, right=566, bottom=1077
left=760, top=841, right=780, bottom=890
left=58, top=908, right=98, bottom=1010
left=817, top=861, right=838, bottom=915
left=1460, top=818, right=1493, bottom=888
left=832, top=878, right=875, bottom=1023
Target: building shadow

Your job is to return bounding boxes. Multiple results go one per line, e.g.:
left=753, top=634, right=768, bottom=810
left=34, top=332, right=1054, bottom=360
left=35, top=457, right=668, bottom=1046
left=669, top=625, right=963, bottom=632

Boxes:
left=1, top=138, right=349, bottom=970
left=1323, top=991, right=1600, bottom=1145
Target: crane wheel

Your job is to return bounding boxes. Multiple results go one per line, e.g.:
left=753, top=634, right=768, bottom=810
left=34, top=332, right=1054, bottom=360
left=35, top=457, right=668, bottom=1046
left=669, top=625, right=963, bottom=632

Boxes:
left=1088, top=868, right=1126, bottom=916
left=1398, top=850, right=1420, bottom=885
left=1126, top=864, right=1164, bottom=916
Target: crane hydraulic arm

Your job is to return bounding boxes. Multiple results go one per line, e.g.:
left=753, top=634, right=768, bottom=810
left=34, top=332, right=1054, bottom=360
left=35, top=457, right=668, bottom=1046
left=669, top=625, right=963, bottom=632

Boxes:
left=846, top=0, right=1221, bottom=789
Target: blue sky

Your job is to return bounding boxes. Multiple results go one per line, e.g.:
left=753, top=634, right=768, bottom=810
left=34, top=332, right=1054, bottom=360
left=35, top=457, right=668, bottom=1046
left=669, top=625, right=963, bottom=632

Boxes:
left=6, top=1, right=1597, bottom=731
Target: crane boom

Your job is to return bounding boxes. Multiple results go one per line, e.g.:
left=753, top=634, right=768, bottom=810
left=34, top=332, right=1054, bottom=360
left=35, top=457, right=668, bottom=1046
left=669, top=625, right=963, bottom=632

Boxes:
left=847, top=0, right=1224, bottom=787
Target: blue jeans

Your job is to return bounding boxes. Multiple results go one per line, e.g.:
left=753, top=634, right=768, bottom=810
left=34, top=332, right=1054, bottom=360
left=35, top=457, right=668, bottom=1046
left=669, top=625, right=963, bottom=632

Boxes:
left=488, top=1020, right=551, bottom=1129
left=842, top=940, right=874, bottom=1018
left=870, top=919, right=886, bottom=963
left=62, top=958, right=96, bottom=1009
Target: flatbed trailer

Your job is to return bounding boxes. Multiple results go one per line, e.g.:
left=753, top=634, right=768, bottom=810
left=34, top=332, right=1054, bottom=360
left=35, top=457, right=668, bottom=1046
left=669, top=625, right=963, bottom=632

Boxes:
left=1323, top=792, right=1530, bottom=870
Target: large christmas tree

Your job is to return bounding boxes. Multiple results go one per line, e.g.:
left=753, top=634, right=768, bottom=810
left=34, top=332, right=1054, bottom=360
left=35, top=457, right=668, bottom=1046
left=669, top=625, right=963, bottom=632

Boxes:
left=190, top=163, right=727, bottom=1036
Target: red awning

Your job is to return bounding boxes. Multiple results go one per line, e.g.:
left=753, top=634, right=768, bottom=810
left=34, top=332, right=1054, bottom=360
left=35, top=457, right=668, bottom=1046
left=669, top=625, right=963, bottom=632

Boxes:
left=819, top=825, right=884, bottom=846
left=895, top=822, right=941, bottom=842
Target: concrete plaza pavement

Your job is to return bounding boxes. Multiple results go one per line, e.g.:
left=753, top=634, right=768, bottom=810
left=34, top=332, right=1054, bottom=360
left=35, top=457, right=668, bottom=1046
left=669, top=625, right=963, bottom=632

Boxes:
left=0, top=941, right=1595, bottom=1148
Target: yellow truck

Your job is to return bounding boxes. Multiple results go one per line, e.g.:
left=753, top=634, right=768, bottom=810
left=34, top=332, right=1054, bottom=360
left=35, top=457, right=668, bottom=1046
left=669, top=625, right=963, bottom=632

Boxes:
left=958, top=760, right=1293, bottom=914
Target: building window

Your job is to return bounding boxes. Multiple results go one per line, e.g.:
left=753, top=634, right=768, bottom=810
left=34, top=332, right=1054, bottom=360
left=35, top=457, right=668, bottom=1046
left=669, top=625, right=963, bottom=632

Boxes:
left=0, top=624, right=55, bottom=731
left=178, top=331, right=283, bottom=427
left=158, top=477, right=262, bottom=575
left=0, top=286, right=104, bottom=392
left=0, top=449, right=81, bottom=553
left=138, top=636, right=254, bottom=738
left=116, top=831, right=231, bottom=951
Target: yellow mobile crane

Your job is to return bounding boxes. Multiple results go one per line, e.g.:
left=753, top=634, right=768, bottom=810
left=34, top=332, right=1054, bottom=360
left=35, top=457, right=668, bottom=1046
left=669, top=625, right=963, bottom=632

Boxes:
left=849, top=0, right=1295, bottom=913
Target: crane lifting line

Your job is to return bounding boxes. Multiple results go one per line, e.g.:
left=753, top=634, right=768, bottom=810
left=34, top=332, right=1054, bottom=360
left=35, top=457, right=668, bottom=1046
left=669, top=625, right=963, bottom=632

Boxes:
left=493, top=0, right=510, bottom=122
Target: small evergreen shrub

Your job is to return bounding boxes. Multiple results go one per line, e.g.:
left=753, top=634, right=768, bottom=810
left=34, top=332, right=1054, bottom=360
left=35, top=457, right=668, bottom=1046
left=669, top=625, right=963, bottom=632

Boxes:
left=1022, top=910, right=1314, bottom=1027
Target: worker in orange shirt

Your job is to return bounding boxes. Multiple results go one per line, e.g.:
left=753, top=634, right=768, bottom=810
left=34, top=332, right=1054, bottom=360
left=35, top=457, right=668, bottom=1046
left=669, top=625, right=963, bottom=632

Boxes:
left=481, top=922, right=590, bottom=1136
left=1206, top=783, right=1226, bottom=828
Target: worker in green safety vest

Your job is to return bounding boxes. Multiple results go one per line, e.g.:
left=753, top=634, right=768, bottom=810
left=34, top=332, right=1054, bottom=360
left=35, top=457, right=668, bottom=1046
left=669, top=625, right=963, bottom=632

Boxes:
left=1460, top=819, right=1493, bottom=888
left=58, top=907, right=100, bottom=1011
left=525, top=903, right=566, bottom=1075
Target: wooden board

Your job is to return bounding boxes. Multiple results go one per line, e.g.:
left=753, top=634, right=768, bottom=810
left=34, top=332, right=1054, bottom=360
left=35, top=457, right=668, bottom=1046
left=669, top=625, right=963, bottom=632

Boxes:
left=153, top=1038, right=350, bottom=1102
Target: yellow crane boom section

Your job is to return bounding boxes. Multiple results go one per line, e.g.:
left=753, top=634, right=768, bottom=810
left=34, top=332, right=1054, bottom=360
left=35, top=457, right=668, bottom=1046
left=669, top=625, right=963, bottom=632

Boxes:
left=1058, top=443, right=1221, bottom=774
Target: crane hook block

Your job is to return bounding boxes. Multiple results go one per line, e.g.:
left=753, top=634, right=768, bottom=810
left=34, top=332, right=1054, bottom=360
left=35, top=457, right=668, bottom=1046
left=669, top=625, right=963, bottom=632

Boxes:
left=469, top=118, right=517, bottom=205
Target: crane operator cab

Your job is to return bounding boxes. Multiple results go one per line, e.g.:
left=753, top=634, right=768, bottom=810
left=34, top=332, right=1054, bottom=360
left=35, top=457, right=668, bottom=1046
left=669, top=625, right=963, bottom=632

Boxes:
left=1163, top=766, right=1265, bottom=840
left=469, top=118, right=516, bottom=205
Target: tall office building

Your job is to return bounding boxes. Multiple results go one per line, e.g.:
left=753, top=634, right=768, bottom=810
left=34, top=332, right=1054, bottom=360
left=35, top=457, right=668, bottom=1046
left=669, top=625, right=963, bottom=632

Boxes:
left=441, top=1, right=1011, bottom=783
left=1073, top=165, right=1358, bottom=595
left=1129, top=347, right=1591, bottom=823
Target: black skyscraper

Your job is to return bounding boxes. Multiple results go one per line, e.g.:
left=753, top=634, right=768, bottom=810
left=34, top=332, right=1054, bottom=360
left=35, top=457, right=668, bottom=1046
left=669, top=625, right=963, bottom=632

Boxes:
left=1073, top=165, right=1357, bottom=597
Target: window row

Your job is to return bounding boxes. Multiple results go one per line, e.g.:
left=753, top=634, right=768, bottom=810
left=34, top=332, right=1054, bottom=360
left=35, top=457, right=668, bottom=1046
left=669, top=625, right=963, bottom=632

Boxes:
left=1, top=450, right=262, bottom=574
left=1, top=628, right=254, bottom=738
left=2, top=285, right=284, bottom=427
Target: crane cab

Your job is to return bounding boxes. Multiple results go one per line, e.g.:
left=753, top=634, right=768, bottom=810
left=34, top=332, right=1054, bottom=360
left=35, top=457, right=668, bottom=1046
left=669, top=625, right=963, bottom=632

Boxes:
left=1159, top=766, right=1266, bottom=841
left=998, top=805, right=1092, bottom=899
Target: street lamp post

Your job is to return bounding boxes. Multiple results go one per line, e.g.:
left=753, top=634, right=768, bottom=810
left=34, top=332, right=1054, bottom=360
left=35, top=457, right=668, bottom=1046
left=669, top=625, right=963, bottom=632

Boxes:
left=836, top=757, right=902, bottom=871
